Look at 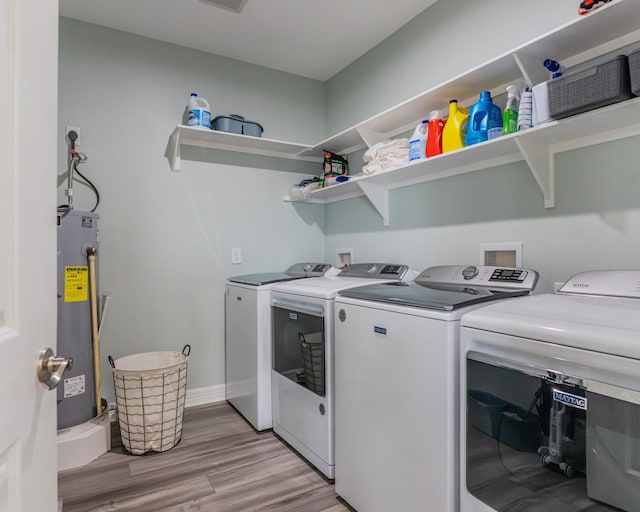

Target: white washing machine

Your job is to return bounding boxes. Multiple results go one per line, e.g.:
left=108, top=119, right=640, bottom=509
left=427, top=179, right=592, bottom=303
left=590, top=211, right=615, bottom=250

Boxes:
left=270, top=263, right=411, bottom=479
left=225, top=262, right=333, bottom=431
left=334, top=265, right=539, bottom=512
left=460, top=270, right=640, bottom=512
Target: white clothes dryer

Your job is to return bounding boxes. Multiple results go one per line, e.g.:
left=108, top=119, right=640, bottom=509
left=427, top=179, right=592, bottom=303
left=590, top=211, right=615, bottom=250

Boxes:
left=225, top=262, right=333, bottom=431
left=460, top=270, right=640, bottom=512
left=270, top=263, right=411, bottom=479
left=334, top=265, right=539, bottom=512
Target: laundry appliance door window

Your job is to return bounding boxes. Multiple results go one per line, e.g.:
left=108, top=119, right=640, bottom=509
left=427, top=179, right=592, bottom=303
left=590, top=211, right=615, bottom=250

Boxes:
left=272, top=299, right=325, bottom=396
left=465, top=353, right=640, bottom=512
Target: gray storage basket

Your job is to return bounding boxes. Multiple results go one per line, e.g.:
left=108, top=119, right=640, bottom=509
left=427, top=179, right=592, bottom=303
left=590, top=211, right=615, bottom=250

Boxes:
left=299, top=332, right=324, bottom=396
left=548, top=55, right=632, bottom=119
left=109, top=345, right=190, bottom=455
left=630, top=49, right=640, bottom=96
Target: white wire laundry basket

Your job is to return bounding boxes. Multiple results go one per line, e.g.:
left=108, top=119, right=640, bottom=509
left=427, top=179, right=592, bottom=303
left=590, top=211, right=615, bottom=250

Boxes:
left=109, top=344, right=190, bottom=455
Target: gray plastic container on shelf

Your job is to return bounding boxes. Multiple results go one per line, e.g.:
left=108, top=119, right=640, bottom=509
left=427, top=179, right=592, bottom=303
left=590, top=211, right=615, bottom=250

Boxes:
left=629, top=49, right=640, bottom=96
left=212, top=114, right=263, bottom=137
left=548, top=55, right=632, bottom=119
left=212, top=114, right=243, bottom=134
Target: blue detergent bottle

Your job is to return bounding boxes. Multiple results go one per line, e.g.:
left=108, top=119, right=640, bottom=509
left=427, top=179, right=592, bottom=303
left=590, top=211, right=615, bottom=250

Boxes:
left=465, top=91, right=503, bottom=146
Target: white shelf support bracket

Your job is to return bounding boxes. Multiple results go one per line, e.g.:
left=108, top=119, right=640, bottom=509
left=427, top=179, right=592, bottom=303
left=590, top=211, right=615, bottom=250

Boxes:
left=356, top=127, right=386, bottom=149
left=169, top=129, right=182, bottom=172
left=515, top=136, right=554, bottom=208
left=358, top=181, right=390, bottom=226
left=512, top=51, right=548, bottom=87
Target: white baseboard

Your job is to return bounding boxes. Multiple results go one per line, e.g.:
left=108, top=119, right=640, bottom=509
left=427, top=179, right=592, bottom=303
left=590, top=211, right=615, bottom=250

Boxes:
left=185, top=384, right=226, bottom=408
left=108, top=384, right=226, bottom=417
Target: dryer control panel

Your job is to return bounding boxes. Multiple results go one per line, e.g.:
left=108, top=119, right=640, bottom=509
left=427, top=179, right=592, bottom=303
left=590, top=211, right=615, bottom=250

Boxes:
left=417, top=265, right=539, bottom=290
left=558, top=270, right=640, bottom=298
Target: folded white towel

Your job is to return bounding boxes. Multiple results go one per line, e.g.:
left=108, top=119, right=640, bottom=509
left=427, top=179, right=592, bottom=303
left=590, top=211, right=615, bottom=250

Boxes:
left=362, top=138, right=409, bottom=175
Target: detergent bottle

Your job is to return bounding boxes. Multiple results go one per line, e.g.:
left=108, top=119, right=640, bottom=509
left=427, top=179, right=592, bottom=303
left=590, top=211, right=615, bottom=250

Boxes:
left=187, top=93, right=211, bottom=129
left=465, top=91, right=502, bottom=146
left=442, top=100, right=468, bottom=153
left=408, top=120, right=428, bottom=161
left=502, top=85, right=520, bottom=135
left=426, top=110, right=445, bottom=157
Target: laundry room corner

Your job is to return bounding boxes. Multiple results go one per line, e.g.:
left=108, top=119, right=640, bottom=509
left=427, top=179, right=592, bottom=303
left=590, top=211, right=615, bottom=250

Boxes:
left=57, top=17, right=327, bottom=403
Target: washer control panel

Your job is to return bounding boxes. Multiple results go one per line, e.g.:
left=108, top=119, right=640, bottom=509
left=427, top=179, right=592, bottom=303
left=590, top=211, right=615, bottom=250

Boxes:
left=339, top=263, right=409, bottom=280
left=417, top=265, right=539, bottom=290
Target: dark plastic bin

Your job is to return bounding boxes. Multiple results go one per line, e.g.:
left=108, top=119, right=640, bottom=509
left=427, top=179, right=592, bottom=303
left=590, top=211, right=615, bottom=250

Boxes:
left=498, top=405, right=542, bottom=452
left=629, top=49, right=640, bottom=96
left=468, top=390, right=509, bottom=439
left=548, top=55, right=632, bottom=119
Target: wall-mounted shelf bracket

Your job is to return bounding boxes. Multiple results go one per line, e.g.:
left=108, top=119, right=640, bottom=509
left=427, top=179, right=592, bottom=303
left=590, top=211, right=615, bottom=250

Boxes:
left=515, top=136, right=555, bottom=208
left=358, top=181, right=390, bottom=226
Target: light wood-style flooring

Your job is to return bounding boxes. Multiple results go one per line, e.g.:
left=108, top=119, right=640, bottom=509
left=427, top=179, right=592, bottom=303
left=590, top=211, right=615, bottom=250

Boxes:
left=59, top=402, right=351, bottom=512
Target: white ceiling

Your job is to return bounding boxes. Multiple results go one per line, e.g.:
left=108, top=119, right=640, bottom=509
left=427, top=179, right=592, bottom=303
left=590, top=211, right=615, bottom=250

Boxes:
left=58, top=0, right=439, bottom=81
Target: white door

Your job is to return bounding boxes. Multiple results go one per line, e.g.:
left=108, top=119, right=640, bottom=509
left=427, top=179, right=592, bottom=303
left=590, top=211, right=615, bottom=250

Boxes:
left=0, top=0, right=60, bottom=510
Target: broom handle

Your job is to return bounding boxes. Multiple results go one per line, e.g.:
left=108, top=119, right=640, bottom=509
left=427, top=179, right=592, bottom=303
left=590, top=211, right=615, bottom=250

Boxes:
left=87, top=247, right=102, bottom=416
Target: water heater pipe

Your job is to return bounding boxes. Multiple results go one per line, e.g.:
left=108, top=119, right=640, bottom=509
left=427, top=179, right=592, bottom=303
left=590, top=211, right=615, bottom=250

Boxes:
left=86, top=246, right=102, bottom=416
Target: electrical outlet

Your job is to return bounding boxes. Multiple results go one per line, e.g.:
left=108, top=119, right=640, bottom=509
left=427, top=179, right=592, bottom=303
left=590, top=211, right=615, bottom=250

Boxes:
left=66, top=125, right=81, bottom=147
left=231, top=248, right=242, bottom=264
left=335, top=248, right=354, bottom=269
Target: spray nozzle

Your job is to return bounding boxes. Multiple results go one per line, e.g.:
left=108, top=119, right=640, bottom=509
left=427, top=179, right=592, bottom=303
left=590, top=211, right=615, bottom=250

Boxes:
left=543, top=58, right=564, bottom=79
left=506, top=84, right=521, bottom=100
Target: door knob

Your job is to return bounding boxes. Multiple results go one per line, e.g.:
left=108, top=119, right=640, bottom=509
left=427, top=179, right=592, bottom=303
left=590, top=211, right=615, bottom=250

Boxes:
left=37, top=347, right=73, bottom=390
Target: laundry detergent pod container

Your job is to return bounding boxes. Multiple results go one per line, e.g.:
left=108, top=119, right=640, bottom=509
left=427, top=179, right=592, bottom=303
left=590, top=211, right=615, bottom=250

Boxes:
left=109, top=345, right=190, bottom=455
left=465, top=91, right=502, bottom=146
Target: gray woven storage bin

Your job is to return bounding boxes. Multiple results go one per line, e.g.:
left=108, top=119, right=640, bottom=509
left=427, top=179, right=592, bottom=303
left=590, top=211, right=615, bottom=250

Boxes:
left=548, top=55, right=632, bottom=119
left=109, top=345, right=190, bottom=455
left=629, top=49, right=640, bottom=96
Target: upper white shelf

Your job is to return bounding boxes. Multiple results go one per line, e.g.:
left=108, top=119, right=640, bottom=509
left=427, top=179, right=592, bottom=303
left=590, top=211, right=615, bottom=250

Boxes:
left=285, top=97, right=640, bottom=225
left=168, top=0, right=640, bottom=222
left=168, top=125, right=320, bottom=172
left=297, top=0, right=640, bottom=159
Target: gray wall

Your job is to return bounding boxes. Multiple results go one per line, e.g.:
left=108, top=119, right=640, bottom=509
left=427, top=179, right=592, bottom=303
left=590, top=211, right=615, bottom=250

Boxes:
left=321, top=0, right=640, bottom=290
left=58, top=18, right=326, bottom=400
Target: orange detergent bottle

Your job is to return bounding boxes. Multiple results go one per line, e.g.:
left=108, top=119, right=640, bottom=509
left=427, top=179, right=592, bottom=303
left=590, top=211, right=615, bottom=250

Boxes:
left=442, top=99, right=468, bottom=153
left=426, top=110, right=445, bottom=157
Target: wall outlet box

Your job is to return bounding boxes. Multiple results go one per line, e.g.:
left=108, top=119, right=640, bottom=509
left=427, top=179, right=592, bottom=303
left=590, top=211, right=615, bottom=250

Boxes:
left=335, top=248, right=354, bottom=269
left=231, top=248, right=242, bottom=264
left=66, top=125, right=81, bottom=147
left=480, top=242, right=523, bottom=268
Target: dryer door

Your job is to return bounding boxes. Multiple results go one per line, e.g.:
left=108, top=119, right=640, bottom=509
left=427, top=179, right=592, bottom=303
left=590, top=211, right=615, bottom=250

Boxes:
left=461, top=329, right=640, bottom=512
left=272, top=298, right=326, bottom=396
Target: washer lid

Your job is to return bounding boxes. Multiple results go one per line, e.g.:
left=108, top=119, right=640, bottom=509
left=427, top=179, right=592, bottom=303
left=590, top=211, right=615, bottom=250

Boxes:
left=338, top=281, right=530, bottom=311
left=228, top=262, right=332, bottom=286
left=462, top=293, right=640, bottom=359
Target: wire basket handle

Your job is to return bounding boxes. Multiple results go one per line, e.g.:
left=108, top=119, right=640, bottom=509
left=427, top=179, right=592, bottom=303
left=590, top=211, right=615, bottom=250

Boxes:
left=108, top=355, right=115, bottom=368
left=182, top=344, right=191, bottom=357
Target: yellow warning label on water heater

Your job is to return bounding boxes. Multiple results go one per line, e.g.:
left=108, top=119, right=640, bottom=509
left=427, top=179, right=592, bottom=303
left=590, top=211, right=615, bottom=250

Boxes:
left=64, top=266, right=89, bottom=302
